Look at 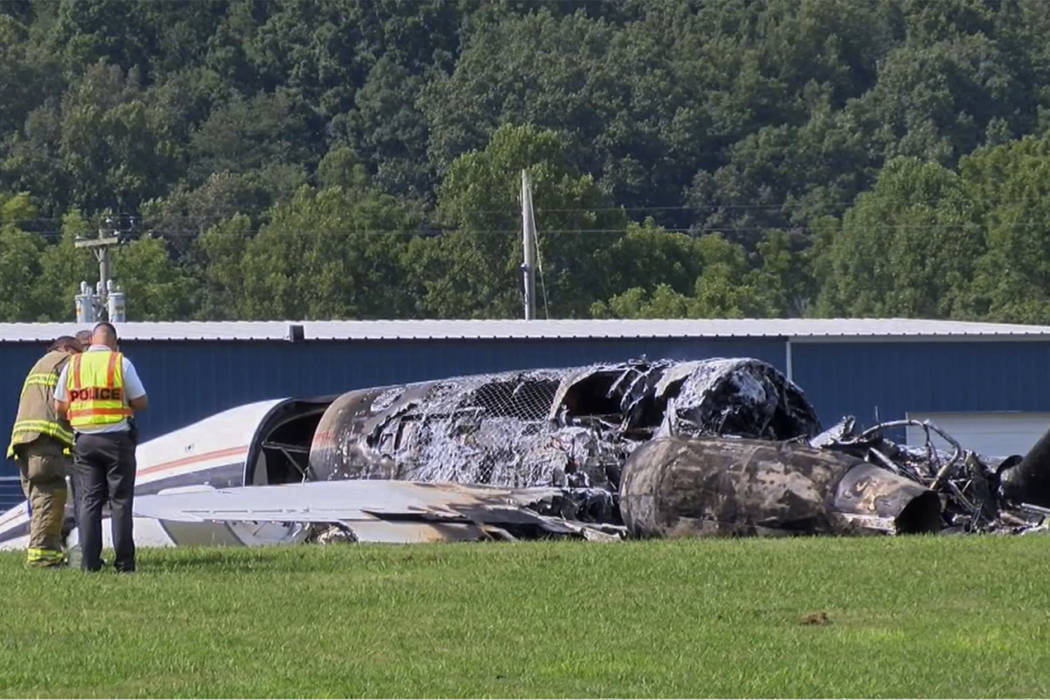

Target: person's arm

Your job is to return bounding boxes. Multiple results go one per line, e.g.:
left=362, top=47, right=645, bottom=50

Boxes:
left=53, top=363, right=69, bottom=417
left=122, top=357, right=147, bottom=413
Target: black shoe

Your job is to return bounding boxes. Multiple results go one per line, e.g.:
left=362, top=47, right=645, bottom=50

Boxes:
left=82, top=558, right=103, bottom=572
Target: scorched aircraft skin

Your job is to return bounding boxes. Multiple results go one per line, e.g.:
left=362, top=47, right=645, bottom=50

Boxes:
left=0, top=357, right=825, bottom=547
left=0, top=357, right=1046, bottom=549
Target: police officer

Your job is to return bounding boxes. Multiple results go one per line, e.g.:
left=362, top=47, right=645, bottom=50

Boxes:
left=8, top=335, right=83, bottom=567
left=54, top=322, right=147, bottom=573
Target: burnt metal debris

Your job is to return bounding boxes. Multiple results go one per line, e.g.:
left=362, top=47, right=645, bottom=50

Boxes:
left=19, top=356, right=1050, bottom=548
left=307, top=357, right=820, bottom=491
left=809, top=417, right=1049, bottom=534
left=299, top=356, right=1049, bottom=538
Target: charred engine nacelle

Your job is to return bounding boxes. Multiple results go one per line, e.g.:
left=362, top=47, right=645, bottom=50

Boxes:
left=619, top=437, right=943, bottom=537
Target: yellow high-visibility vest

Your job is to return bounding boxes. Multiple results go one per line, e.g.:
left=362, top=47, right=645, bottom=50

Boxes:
left=7, top=350, right=75, bottom=457
left=65, top=351, right=131, bottom=429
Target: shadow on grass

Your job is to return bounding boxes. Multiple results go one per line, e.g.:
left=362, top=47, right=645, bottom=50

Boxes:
left=137, top=541, right=492, bottom=575
left=141, top=548, right=293, bottom=573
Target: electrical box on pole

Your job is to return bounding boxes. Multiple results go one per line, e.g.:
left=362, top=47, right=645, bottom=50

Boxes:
left=75, top=282, right=96, bottom=324
left=74, top=216, right=132, bottom=323
left=106, top=281, right=126, bottom=322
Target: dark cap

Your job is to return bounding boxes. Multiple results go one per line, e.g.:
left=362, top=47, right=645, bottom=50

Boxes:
left=74, top=330, right=93, bottom=351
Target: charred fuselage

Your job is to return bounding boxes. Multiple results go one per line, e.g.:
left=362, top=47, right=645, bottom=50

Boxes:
left=235, top=357, right=1049, bottom=539
left=302, top=358, right=820, bottom=491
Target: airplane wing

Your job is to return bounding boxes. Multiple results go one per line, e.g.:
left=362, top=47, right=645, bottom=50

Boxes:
left=133, top=480, right=625, bottom=544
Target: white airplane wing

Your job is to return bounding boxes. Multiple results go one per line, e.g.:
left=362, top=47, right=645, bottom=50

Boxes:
left=134, top=480, right=624, bottom=544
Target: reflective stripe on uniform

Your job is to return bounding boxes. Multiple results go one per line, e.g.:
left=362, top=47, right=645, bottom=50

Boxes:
left=26, top=547, right=65, bottom=564
left=20, top=372, right=59, bottom=396
left=7, top=420, right=74, bottom=458
left=105, top=350, right=117, bottom=386
left=71, top=353, right=82, bottom=390
left=9, top=419, right=74, bottom=445
left=67, top=407, right=131, bottom=419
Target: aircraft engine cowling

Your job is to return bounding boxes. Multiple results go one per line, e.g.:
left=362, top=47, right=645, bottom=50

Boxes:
left=619, top=437, right=943, bottom=537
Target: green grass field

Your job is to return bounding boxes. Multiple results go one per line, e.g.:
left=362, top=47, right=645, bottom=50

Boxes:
left=1, top=536, right=1048, bottom=698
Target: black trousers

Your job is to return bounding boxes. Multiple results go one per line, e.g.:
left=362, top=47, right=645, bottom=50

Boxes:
left=72, top=431, right=136, bottom=572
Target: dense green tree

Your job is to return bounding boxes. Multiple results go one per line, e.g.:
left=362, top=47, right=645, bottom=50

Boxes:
left=6, top=0, right=1050, bottom=322
left=137, top=1, right=231, bottom=79
left=192, top=214, right=252, bottom=321
left=111, top=235, right=196, bottom=320
left=591, top=219, right=704, bottom=302
left=417, top=124, right=624, bottom=318
left=689, top=233, right=764, bottom=317
left=314, top=146, right=371, bottom=192
left=48, top=0, right=158, bottom=79
left=30, top=209, right=98, bottom=321
left=687, top=94, right=877, bottom=244
left=239, top=185, right=421, bottom=319
left=3, top=61, right=180, bottom=216
left=0, top=193, right=46, bottom=320
left=0, top=1, right=33, bottom=25
left=1, top=104, right=71, bottom=219
left=961, top=135, right=1050, bottom=323
left=592, top=284, right=692, bottom=320
left=141, top=171, right=271, bottom=257
left=187, top=89, right=313, bottom=186
left=814, top=156, right=982, bottom=318
left=593, top=233, right=765, bottom=319
left=422, top=9, right=688, bottom=211
left=749, top=229, right=815, bottom=317
left=201, top=0, right=268, bottom=93
left=342, top=56, right=431, bottom=197
left=0, top=15, right=49, bottom=138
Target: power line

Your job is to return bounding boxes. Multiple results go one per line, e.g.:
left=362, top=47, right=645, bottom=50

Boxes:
left=15, top=213, right=1050, bottom=242
left=19, top=220, right=1050, bottom=239
left=13, top=193, right=1050, bottom=227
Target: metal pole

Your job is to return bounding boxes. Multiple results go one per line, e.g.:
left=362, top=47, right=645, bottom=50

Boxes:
left=98, top=245, right=110, bottom=318
left=521, top=170, right=537, bottom=320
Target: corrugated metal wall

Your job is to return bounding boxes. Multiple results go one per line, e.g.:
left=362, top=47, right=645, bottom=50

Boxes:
left=793, top=340, right=1050, bottom=432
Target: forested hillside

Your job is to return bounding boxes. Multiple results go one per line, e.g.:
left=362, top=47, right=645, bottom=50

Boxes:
left=3, top=0, right=1050, bottom=322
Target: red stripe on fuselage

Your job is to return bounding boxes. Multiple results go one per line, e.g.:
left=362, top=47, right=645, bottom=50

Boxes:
left=137, top=445, right=250, bottom=477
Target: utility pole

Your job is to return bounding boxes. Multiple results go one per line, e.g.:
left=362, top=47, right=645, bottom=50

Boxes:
left=74, top=215, right=130, bottom=323
left=521, top=170, right=537, bottom=320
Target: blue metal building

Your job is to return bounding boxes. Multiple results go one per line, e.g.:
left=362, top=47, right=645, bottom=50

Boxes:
left=3, top=317, right=1049, bottom=506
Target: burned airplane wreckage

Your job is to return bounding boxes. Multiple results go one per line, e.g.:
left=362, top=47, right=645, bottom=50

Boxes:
left=237, top=357, right=1050, bottom=539
left=9, top=357, right=1047, bottom=548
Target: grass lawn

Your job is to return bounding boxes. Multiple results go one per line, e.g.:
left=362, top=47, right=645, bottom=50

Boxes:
left=0, top=535, right=1048, bottom=698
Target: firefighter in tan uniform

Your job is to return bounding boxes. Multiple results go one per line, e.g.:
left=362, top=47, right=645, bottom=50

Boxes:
left=7, top=336, right=83, bottom=567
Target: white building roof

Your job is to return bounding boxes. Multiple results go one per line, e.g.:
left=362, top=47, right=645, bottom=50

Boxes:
left=2, top=318, right=1050, bottom=343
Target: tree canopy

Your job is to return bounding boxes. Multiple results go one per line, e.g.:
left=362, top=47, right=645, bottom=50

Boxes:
left=2, top=0, right=1050, bottom=322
